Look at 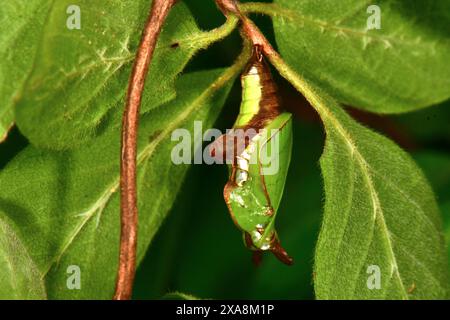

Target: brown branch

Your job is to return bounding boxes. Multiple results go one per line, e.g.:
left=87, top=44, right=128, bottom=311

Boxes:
left=215, top=0, right=278, bottom=57
left=215, top=0, right=241, bottom=16
left=115, top=0, right=177, bottom=300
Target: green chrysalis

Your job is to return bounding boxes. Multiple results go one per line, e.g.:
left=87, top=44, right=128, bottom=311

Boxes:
left=209, top=46, right=293, bottom=265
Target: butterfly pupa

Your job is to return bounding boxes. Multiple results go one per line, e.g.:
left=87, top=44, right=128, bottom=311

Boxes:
left=208, top=46, right=293, bottom=265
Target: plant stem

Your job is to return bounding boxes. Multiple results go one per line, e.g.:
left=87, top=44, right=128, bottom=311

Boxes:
left=115, top=0, right=177, bottom=301
left=215, top=0, right=275, bottom=53
left=215, top=0, right=316, bottom=107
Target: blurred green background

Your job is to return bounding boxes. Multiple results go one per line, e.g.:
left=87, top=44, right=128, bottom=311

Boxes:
left=0, top=0, right=448, bottom=299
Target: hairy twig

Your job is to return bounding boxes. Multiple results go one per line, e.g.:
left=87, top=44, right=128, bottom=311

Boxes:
left=115, top=0, right=177, bottom=300
left=215, top=0, right=278, bottom=56
left=216, top=0, right=312, bottom=98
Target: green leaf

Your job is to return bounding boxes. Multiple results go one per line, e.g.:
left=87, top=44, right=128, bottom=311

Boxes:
left=0, top=217, right=46, bottom=299
left=248, top=1, right=450, bottom=113
left=0, top=0, right=51, bottom=142
left=268, top=52, right=449, bottom=299
left=315, top=98, right=448, bottom=299
left=0, top=64, right=244, bottom=298
left=13, top=0, right=237, bottom=149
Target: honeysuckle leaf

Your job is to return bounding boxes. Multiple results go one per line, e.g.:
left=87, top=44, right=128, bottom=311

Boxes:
left=266, top=0, right=450, bottom=113
left=269, top=54, right=449, bottom=299
left=0, top=66, right=242, bottom=299
left=0, top=0, right=51, bottom=142
left=12, top=0, right=236, bottom=149
left=0, top=217, right=46, bottom=299
left=314, top=98, right=449, bottom=299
